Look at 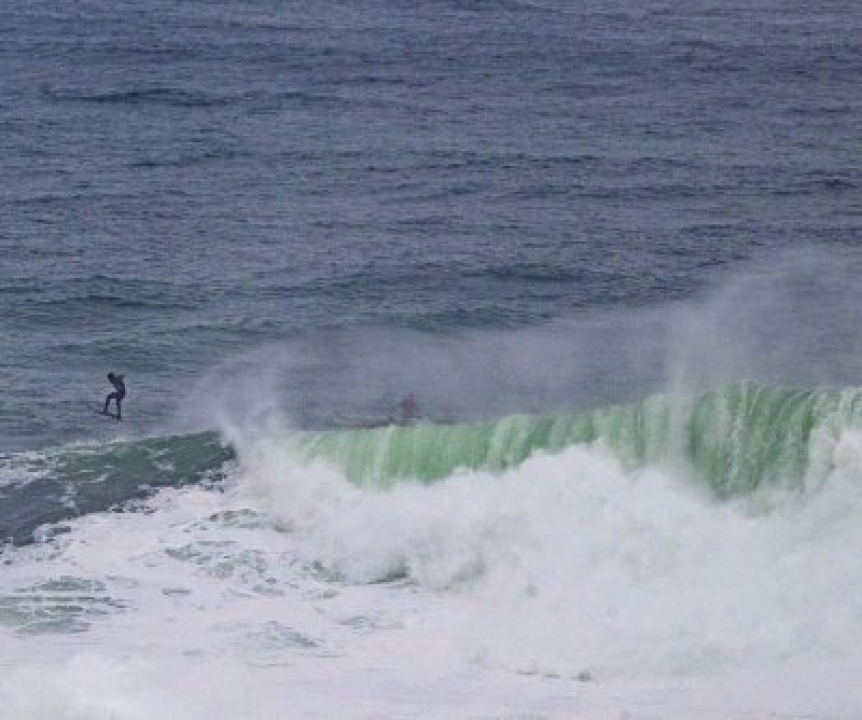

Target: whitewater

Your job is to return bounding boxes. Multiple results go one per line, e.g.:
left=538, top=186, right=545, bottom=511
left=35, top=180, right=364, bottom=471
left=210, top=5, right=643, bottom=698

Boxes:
left=3, top=373, right=862, bottom=718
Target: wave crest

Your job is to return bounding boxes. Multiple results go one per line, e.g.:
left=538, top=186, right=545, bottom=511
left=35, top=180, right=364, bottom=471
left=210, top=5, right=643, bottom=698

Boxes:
left=297, top=381, right=862, bottom=495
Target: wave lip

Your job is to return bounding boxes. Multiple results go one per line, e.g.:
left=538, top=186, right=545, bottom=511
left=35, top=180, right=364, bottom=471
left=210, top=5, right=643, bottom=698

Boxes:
left=296, top=382, right=862, bottom=496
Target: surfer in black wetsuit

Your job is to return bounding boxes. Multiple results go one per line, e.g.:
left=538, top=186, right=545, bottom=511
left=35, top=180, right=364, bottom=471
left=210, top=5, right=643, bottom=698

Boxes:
left=398, top=393, right=419, bottom=424
left=103, top=372, right=126, bottom=420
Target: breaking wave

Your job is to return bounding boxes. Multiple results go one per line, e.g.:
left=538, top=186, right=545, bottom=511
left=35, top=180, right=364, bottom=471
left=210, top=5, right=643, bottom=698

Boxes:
left=4, top=381, right=862, bottom=545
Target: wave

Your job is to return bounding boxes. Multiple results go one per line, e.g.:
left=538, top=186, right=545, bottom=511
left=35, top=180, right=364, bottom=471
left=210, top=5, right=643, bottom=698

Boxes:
left=44, top=86, right=239, bottom=108
left=296, top=381, right=862, bottom=496
left=0, top=434, right=232, bottom=545
left=4, top=381, right=861, bottom=545
left=43, top=85, right=349, bottom=111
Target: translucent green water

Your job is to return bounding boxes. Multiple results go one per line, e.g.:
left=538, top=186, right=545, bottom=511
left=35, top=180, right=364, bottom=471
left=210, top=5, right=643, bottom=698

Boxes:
left=296, top=382, right=862, bottom=496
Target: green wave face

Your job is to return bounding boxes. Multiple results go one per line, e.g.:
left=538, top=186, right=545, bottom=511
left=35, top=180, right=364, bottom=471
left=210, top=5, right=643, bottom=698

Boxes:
left=0, top=432, right=233, bottom=545
left=295, top=383, right=862, bottom=496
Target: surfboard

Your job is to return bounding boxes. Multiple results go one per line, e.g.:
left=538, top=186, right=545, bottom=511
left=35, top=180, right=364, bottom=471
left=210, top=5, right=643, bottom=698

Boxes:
left=83, top=401, right=120, bottom=421
left=334, top=414, right=397, bottom=429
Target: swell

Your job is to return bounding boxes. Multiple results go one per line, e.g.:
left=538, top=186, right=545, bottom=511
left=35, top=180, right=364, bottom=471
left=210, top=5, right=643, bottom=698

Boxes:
left=0, top=433, right=233, bottom=546
left=44, top=87, right=240, bottom=108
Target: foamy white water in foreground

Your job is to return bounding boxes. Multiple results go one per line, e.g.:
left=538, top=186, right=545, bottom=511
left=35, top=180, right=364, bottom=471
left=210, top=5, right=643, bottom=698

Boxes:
left=3, top=430, right=862, bottom=719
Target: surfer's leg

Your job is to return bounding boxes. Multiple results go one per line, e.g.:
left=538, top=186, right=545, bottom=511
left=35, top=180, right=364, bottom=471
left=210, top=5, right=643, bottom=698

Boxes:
left=104, top=392, right=117, bottom=414
left=115, top=398, right=122, bottom=420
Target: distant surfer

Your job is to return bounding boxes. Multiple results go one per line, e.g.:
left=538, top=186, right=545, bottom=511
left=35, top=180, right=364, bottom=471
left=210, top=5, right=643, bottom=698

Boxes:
left=398, top=393, right=419, bottom=424
left=103, top=372, right=126, bottom=420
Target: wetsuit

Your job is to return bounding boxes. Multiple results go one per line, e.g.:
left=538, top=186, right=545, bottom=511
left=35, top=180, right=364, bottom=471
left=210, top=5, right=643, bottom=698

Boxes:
left=398, top=395, right=419, bottom=423
left=104, top=374, right=126, bottom=419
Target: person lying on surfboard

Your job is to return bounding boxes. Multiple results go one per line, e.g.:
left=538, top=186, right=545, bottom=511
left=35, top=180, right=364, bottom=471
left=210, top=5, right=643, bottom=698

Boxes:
left=103, top=372, right=126, bottom=420
left=398, top=393, right=419, bottom=424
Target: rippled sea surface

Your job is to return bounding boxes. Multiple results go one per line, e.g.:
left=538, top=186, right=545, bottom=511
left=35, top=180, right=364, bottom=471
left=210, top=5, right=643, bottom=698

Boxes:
left=3, top=0, right=859, bottom=449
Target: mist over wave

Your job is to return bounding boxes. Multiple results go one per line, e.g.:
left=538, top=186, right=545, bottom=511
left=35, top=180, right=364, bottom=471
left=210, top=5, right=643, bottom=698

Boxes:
left=166, top=247, right=862, bottom=435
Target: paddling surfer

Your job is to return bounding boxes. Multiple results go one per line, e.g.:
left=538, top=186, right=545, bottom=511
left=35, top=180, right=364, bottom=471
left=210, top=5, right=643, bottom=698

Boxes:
left=398, top=393, right=419, bottom=424
left=103, top=372, right=126, bottom=420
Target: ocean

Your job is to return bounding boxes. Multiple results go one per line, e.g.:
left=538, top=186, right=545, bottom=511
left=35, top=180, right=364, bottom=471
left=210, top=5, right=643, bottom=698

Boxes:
left=1, top=0, right=861, bottom=717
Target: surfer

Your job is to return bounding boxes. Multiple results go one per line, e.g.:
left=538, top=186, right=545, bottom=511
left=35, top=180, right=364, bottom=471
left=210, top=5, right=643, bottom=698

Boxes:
left=103, top=372, right=126, bottom=420
left=398, top=393, right=419, bottom=424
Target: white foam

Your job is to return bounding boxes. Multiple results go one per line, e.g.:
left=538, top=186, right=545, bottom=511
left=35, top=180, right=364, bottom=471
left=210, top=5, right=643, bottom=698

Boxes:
left=2, top=425, right=862, bottom=718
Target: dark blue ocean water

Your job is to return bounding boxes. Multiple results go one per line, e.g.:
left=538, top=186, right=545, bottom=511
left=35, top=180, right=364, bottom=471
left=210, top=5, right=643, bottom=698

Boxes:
left=2, top=0, right=860, bottom=452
